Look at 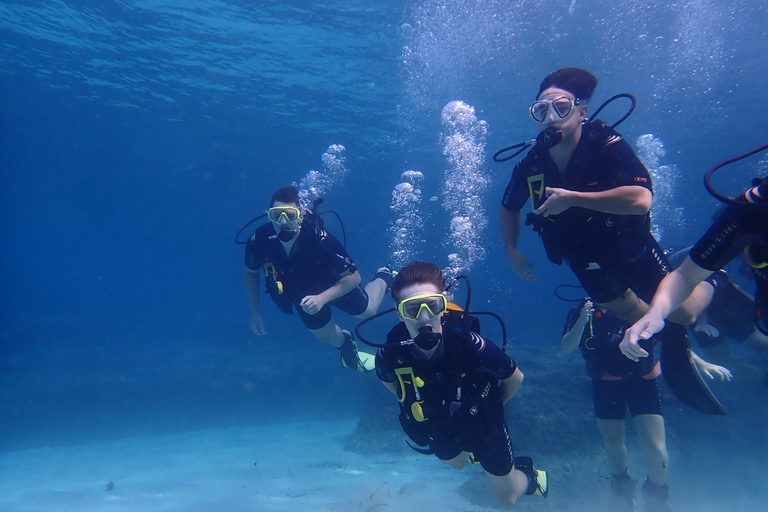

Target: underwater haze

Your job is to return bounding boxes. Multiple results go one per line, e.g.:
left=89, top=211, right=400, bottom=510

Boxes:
left=2, top=1, right=767, bottom=511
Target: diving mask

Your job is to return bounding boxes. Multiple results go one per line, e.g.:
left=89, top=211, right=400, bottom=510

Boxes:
left=398, top=293, right=448, bottom=320
left=267, top=206, right=302, bottom=223
left=530, top=96, right=584, bottom=122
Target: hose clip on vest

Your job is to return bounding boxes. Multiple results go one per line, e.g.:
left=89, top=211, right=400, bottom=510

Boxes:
left=448, top=382, right=465, bottom=416
left=263, top=263, right=284, bottom=295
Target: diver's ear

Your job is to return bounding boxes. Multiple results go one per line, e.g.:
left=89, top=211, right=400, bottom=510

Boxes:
left=578, top=105, right=588, bottom=121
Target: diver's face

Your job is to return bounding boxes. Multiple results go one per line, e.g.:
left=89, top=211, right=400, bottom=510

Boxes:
left=396, top=282, right=444, bottom=338
left=269, top=201, right=302, bottom=232
left=535, top=87, right=587, bottom=139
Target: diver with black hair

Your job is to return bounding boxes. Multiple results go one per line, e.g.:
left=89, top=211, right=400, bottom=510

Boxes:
left=500, top=67, right=683, bottom=323
left=374, top=261, right=547, bottom=507
left=624, top=171, right=768, bottom=360
left=562, top=298, right=730, bottom=512
left=498, top=67, right=724, bottom=414
left=243, top=186, right=394, bottom=371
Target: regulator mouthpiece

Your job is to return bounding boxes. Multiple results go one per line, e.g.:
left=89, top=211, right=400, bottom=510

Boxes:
left=537, top=127, right=562, bottom=148
left=414, top=325, right=441, bottom=351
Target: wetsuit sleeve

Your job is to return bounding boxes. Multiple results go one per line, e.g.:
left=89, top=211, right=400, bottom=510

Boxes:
left=501, top=160, right=533, bottom=212
left=375, top=324, right=411, bottom=383
left=319, top=231, right=358, bottom=274
left=689, top=204, right=756, bottom=271
left=472, top=332, right=517, bottom=379
left=562, top=303, right=585, bottom=336
left=375, top=345, right=397, bottom=383
left=244, top=234, right=263, bottom=271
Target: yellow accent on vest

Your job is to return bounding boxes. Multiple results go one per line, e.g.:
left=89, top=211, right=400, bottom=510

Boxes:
left=527, top=173, right=546, bottom=206
left=395, top=367, right=428, bottom=421
left=744, top=245, right=768, bottom=269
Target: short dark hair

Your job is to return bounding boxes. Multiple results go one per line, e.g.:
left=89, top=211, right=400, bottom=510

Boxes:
left=270, top=186, right=300, bottom=207
left=537, top=68, right=598, bottom=101
left=392, top=261, right=446, bottom=301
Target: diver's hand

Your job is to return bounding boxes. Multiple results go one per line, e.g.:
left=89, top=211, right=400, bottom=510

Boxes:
left=693, top=323, right=720, bottom=337
left=619, top=335, right=649, bottom=362
left=505, top=246, right=538, bottom=281
left=699, top=363, right=733, bottom=382
left=533, top=187, right=575, bottom=217
left=300, top=294, right=327, bottom=315
left=692, top=353, right=733, bottom=382
left=250, top=314, right=267, bottom=336
left=581, top=300, right=594, bottom=320
left=693, top=318, right=720, bottom=337
left=620, top=313, right=665, bottom=361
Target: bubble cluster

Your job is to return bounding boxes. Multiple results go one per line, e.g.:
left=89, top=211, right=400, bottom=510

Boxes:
left=400, top=1, right=546, bottom=116
left=636, top=134, right=683, bottom=243
left=295, top=144, right=348, bottom=212
left=440, top=101, right=489, bottom=281
left=389, top=170, right=424, bottom=269
left=754, top=154, right=768, bottom=178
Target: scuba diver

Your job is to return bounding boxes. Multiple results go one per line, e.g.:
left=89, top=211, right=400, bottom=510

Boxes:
left=498, top=67, right=724, bottom=414
left=242, top=186, right=394, bottom=372
left=373, top=262, right=547, bottom=507
left=623, top=146, right=768, bottom=360
left=561, top=298, right=730, bottom=512
left=666, top=247, right=768, bottom=385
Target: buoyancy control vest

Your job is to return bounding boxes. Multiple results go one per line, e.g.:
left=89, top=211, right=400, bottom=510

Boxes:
left=523, top=120, right=651, bottom=265
left=382, top=311, right=504, bottom=449
left=258, top=216, right=355, bottom=315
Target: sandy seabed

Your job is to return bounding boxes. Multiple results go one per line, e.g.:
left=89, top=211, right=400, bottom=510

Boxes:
left=0, top=415, right=765, bottom=512
left=0, top=419, right=501, bottom=512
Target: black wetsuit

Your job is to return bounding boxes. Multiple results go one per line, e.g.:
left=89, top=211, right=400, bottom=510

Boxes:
left=501, top=120, right=670, bottom=303
left=688, top=184, right=768, bottom=335
left=691, top=271, right=756, bottom=348
left=563, top=300, right=662, bottom=420
left=244, top=220, right=368, bottom=330
left=375, top=312, right=518, bottom=476
left=666, top=248, right=756, bottom=347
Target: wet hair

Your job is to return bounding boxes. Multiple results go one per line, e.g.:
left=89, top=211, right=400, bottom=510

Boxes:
left=391, top=261, right=446, bottom=301
left=537, top=68, right=598, bottom=101
left=270, top=186, right=300, bottom=207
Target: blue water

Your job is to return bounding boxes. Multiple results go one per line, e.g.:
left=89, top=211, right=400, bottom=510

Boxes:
left=1, top=0, right=767, bottom=508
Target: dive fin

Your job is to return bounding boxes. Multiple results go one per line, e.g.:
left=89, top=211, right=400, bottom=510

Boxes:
left=356, top=351, right=376, bottom=373
left=339, top=330, right=375, bottom=373
left=405, top=440, right=433, bottom=455
left=659, top=326, right=727, bottom=416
